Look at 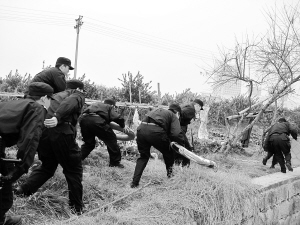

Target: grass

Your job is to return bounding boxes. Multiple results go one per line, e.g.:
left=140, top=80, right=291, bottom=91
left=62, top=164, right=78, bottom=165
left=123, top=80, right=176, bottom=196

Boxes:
left=7, top=147, right=262, bottom=225
left=4, top=120, right=277, bottom=224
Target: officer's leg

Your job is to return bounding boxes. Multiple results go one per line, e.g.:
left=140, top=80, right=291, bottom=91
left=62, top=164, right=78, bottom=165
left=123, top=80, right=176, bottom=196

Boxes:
left=132, top=127, right=150, bottom=187
left=55, top=133, right=83, bottom=214
left=270, top=154, right=277, bottom=168
left=0, top=162, right=13, bottom=223
left=153, top=134, right=175, bottom=177
left=18, top=131, right=58, bottom=195
left=281, top=140, right=293, bottom=171
left=80, top=117, right=96, bottom=160
left=272, top=138, right=286, bottom=173
left=102, top=131, right=122, bottom=166
left=173, top=133, right=191, bottom=167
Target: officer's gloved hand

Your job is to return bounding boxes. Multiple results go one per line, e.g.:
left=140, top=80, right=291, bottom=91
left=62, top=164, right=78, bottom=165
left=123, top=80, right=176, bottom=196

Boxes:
left=1, top=166, right=24, bottom=185
left=44, top=117, right=58, bottom=128
left=123, top=126, right=131, bottom=134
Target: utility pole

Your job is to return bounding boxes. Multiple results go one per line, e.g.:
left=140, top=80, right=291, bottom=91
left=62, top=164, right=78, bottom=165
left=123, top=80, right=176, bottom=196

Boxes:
left=74, top=15, right=83, bottom=79
left=157, top=83, right=161, bottom=104
left=129, top=72, right=132, bottom=103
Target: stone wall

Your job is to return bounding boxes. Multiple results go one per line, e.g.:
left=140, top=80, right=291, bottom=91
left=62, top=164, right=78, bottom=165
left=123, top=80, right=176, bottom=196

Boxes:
left=248, top=167, right=300, bottom=225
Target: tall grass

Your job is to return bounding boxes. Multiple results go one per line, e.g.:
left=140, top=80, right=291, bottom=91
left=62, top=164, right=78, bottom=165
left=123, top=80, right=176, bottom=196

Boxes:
left=9, top=149, right=261, bottom=225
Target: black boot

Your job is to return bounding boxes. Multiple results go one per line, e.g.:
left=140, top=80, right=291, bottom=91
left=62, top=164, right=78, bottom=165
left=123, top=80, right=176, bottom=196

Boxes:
left=262, top=158, right=267, bottom=165
left=281, top=168, right=286, bottom=173
left=286, top=164, right=293, bottom=172
left=130, top=182, right=139, bottom=188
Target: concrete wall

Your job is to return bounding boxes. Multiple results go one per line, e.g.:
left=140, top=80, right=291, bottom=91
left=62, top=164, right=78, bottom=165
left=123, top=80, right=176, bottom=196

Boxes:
left=248, top=167, right=300, bottom=225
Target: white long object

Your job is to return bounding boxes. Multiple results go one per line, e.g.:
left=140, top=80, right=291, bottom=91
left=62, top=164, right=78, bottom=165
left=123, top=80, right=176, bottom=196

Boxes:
left=109, top=122, right=135, bottom=141
left=170, top=142, right=217, bottom=168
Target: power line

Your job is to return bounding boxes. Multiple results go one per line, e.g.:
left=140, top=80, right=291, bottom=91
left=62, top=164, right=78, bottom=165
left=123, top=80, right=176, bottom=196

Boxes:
left=83, top=26, right=213, bottom=60
left=84, top=22, right=214, bottom=58
left=0, top=5, right=217, bottom=61
left=85, top=16, right=217, bottom=56
left=0, top=4, right=77, bottom=16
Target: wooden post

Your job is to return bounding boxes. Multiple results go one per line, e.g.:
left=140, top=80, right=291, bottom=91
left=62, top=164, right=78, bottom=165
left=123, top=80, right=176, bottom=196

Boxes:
left=129, top=72, right=132, bottom=103
left=139, top=89, right=141, bottom=104
left=157, top=83, right=161, bottom=104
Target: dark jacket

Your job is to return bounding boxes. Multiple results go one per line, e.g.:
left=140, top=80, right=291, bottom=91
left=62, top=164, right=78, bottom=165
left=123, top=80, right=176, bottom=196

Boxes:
left=145, top=108, right=185, bottom=145
left=82, top=102, right=125, bottom=128
left=0, top=97, right=47, bottom=173
left=31, top=67, right=66, bottom=93
left=180, top=103, right=196, bottom=126
left=264, top=121, right=297, bottom=151
left=50, top=90, right=85, bottom=127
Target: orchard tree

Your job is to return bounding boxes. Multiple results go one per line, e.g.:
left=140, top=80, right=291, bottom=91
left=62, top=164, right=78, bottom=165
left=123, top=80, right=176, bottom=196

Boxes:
left=208, top=4, right=300, bottom=153
left=1, top=70, right=31, bottom=93
left=118, top=71, right=156, bottom=103
left=77, top=74, right=123, bottom=101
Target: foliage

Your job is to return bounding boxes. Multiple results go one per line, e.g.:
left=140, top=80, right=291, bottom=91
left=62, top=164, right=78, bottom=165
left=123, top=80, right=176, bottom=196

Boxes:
left=77, top=74, right=124, bottom=101
left=118, top=71, right=156, bottom=103
left=161, top=88, right=202, bottom=105
left=208, top=95, right=259, bottom=125
left=0, top=70, right=31, bottom=93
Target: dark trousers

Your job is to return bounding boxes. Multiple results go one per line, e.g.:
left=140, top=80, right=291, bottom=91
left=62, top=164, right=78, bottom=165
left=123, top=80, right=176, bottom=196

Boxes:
left=80, top=115, right=121, bottom=164
left=132, top=124, right=174, bottom=185
left=0, top=156, right=13, bottom=223
left=174, top=125, right=191, bottom=167
left=269, top=134, right=292, bottom=172
left=20, top=125, right=83, bottom=213
left=263, top=151, right=277, bottom=166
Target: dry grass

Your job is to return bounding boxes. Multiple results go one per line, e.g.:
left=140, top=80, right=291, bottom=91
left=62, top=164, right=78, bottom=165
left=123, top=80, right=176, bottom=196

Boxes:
left=7, top=147, right=262, bottom=225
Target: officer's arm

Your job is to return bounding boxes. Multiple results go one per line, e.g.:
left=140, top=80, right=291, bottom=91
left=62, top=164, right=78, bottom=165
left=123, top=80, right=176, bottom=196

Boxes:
left=169, top=115, right=185, bottom=145
left=289, top=124, right=298, bottom=140
left=52, top=70, right=67, bottom=92
left=109, top=106, right=125, bottom=128
left=54, top=93, right=84, bottom=123
left=16, top=104, right=45, bottom=174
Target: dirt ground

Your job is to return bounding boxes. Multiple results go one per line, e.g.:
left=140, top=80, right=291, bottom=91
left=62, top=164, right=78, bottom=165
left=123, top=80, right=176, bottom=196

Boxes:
left=185, top=124, right=300, bottom=178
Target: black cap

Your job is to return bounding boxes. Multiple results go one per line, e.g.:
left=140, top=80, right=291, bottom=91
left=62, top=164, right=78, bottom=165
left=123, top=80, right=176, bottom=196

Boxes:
left=168, top=103, right=181, bottom=114
left=55, top=57, right=74, bottom=70
left=193, top=99, right=204, bottom=110
left=28, top=82, right=54, bottom=99
left=104, top=98, right=116, bottom=106
left=66, top=79, right=85, bottom=91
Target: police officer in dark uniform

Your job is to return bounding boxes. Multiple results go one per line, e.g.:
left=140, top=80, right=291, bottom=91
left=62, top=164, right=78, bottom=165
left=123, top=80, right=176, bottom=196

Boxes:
left=15, top=80, right=85, bottom=214
left=263, top=117, right=297, bottom=173
left=80, top=98, right=130, bottom=168
left=30, top=57, right=74, bottom=93
left=0, top=82, right=53, bottom=225
left=180, top=99, right=204, bottom=133
left=131, top=104, right=185, bottom=188
left=176, top=99, right=204, bottom=166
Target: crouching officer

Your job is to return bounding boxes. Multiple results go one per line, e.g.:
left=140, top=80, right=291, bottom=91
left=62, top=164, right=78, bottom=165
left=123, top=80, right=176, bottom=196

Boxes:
left=30, top=57, right=74, bottom=93
left=80, top=98, right=130, bottom=168
left=131, top=103, right=185, bottom=188
left=176, top=99, right=204, bottom=166
left=15, top=80, right=85, bottom=214
left=0, top=82, right=53, bottom=225
left=263, top=117, right=297, bottom=173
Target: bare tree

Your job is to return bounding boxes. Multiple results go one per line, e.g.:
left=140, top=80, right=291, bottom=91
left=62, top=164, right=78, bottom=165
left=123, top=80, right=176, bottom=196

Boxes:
left=209, top=3, right=300, bottom=153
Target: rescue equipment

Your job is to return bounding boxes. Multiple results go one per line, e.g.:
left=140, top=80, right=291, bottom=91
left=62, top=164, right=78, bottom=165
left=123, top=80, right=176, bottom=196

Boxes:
left=110, top=122, right=135, bottom=141
left=170, top=142, right=217, bottom=168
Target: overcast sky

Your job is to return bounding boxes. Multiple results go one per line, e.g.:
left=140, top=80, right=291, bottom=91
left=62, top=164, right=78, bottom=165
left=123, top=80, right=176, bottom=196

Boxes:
left=0, top=0, right=296, bottom=96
